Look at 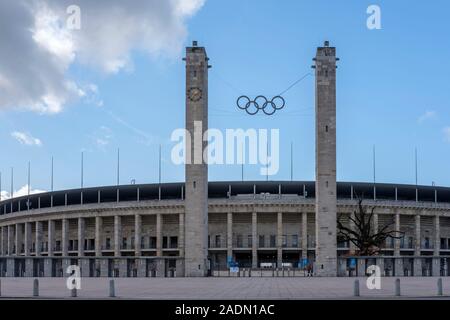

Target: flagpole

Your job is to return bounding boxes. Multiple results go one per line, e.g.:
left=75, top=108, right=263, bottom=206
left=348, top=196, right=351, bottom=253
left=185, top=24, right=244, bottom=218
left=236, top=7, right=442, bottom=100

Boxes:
left=117, top=148, right=120, bottom=186
left=373, top=145, right=376, bottom=185
left=290, top=142, right=293, bottom=181
left=51, top=156, right=54, bottom=192
left=27, top=161, right=31, bottom=196
left=415, top=147, right=418, bottom=186
left=266, top=139, right=269, bottom=182
left=81, top=151, right=84, bottom=189
left=158, top=144, right=162, bottom=184
left=241, top=143, right=244, bottom=182
left=10, top=167, right=14, bottom=199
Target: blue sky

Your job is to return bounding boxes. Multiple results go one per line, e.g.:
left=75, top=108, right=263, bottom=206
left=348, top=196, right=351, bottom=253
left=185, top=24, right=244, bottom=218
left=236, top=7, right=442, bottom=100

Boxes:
left=1, top=0, right=450, bottom=197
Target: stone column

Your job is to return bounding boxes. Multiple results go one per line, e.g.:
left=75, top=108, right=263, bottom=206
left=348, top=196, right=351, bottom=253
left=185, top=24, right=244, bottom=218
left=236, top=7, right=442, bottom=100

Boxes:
left=135, top=214, right=141, bottom=256
left=302, top=212, right=307, bottom=259
left=15, top=223, right=23, bottom=255
left=394, top=213, right=400, bottom=256
left=252, top=211, right=257, bottom=268
left=78, top=217, right=85, bottom=256
left=434, top=215, right=440, bottom=256
left=48, top=220, right=55, bottom=256
left=95, top=216, right=102, bottom=256
left=0, top=226, right=5, bottom=256
left=314, top=42, right=338, bottom=277
left=35, top=221, right=43, bottom=256
left=7, top=225, right=13, bottom=256
left=183, top=42, right=209, bottom=277
left=62, top=219, right=69, bottom=256
left=277, top=212, right=283, bottom=268
left=226, top=211, right=232, bottom=262
left=415, top=214, right=421, bottom=256
left=156, top=213, right=162, bottom=257
left=0, top=226, right=4, bottom=256
left=114, top=215, right=122, bottom=257
left=24, top=222, right=32, bottom=256
left=179, top=213, right=185, bottom=257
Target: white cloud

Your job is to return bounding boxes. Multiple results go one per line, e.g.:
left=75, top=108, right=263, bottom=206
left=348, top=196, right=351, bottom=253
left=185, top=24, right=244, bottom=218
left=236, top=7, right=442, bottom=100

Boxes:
left=418, top=110, right=436, bottom=123
left=0, top=0, right=205, bottom=114
left=444, top=127, right=450, bottom=143
left=11, top=131, right=43, bottom=146
left=0, top=185, right=46, bottom=201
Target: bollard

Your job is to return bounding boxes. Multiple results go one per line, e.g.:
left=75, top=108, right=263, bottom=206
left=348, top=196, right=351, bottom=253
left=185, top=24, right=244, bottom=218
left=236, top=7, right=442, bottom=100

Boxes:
left=33, top=279, right=39, bottom=297
left=437, top=278, right=443, bottom=296
left=0, top=279, right=1, bottom=297
left=249, top=269, right=251, bottom=277
left=71, top=288, right=77, bottom=298
left=109, top=279, right=116, bottom=297
left=395, top=278, right=401, bottom=296
left=353, top=279, right=360, bottom=297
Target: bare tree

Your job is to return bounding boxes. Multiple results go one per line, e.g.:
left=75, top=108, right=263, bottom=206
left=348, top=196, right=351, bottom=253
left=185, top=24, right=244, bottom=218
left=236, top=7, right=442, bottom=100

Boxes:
left=337, top=196, right=404, bottom=256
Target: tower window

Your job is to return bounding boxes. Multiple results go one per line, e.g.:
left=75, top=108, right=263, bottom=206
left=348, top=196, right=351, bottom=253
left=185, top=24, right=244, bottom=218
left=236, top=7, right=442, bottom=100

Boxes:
left=193, top=181, right=196, bottom=188
left=325, top=125, right=328, bottom=132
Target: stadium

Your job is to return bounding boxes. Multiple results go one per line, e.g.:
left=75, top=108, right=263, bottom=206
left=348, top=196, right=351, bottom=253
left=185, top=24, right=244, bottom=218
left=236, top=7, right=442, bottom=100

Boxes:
left=1, top=41, right=449, bottom=278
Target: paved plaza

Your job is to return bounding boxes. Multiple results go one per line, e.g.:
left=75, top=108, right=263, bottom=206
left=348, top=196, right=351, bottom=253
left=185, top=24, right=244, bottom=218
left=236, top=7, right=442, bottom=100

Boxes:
left=0, top=277, right=449, bottom=299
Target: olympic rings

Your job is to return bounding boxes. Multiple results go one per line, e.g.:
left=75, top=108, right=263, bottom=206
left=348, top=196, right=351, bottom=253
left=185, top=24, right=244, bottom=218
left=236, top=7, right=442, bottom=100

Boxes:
left=236, top=95, right=285, bottom=115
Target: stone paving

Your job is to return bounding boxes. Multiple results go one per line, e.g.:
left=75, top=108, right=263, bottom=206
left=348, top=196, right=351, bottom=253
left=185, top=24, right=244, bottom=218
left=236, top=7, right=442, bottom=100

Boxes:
left=0, top=277, right=449, bottom=299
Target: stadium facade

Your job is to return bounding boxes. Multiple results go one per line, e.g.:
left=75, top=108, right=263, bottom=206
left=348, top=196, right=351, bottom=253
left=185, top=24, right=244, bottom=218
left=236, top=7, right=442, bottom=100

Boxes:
left=1, top=42, right=449, bottom=278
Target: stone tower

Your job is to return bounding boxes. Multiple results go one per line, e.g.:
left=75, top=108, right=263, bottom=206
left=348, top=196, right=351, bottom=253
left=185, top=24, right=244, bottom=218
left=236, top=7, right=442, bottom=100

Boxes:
left=184, top=41, right=209, bottom=277
left=314, top=41, right=338, bottom=276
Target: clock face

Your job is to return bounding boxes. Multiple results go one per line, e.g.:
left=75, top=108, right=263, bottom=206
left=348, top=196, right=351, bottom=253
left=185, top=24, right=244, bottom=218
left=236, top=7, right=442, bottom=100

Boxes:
left=188, top=87, right=202, bottom=102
